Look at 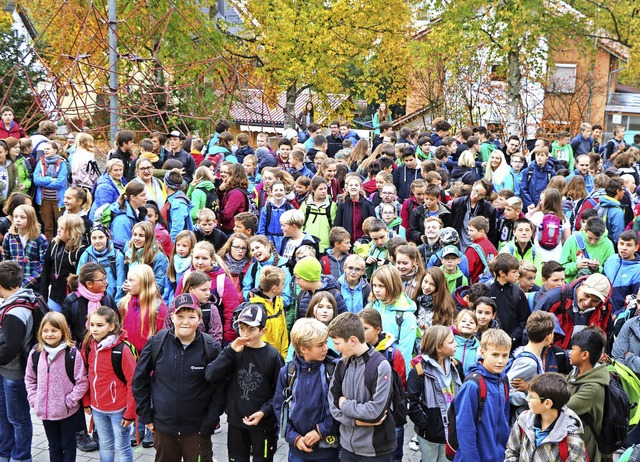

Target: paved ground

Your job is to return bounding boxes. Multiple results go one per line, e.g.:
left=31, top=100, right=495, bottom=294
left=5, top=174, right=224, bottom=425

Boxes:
left=31, top=412, right=423, bottom=462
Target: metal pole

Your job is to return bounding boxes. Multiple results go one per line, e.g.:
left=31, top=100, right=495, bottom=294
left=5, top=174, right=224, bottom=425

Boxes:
left=108, top=0, right=118, bottom=144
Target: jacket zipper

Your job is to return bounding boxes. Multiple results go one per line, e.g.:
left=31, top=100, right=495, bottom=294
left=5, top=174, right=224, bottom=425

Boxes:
left=45, top=362, right=50, bottom=419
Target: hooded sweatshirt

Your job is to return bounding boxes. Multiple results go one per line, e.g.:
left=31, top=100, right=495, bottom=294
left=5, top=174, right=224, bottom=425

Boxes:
left=187, top=180, right=215, bottom=221
left=0, top=288, right=38, bottom=380
left=597, top=195, right=626, bottom=243
left=566, top=364, right=609, bottom=462
left=338, top=274, right=371, bottom=314
left=603, top=253, right=640, bottom=314
left=369, top=293, right=417, bottom=374
left=452, top=362, right=510, bottom=462
left=559, top=231, right=615, bottom=282
left=452, top=327, right=480, bottom=374
left=505, top=407, right=586, bottom=462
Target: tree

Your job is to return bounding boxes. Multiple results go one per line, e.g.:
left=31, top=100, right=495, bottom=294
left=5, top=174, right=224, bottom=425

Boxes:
left=0, top=12, right=45, bottom=127
left=222, top=0, right=417, bottom=128
left=412, top=0, right=586, bottom=135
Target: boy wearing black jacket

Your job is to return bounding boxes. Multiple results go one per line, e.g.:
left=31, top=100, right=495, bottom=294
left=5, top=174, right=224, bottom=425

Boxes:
left=132, top=293, right=221, bottom=460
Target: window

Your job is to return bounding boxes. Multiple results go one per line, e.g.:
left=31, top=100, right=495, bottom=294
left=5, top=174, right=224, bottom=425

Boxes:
left=548, top=64, right=577, bottom=94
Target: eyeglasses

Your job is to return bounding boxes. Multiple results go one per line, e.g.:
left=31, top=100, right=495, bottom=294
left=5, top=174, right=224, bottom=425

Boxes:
left=139, top=166, right=153, bottom=172
left=346, top=266, right=364, bottom=273
left=232, top=246, right=247, bottom=252
left=92, top=277, right=108, bottom=283
left=525, top=393, right=546, bottom=402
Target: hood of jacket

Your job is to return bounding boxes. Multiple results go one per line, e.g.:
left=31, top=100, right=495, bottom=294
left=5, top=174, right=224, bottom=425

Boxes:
left=319, top=274, right=341, bottom=292
left=599, top=195, right=621, bottom=208
left=194, top=180, right=215, bottom=192
left=374, top=332, right=396, bottom=351
left=454, top=331, right=479, bottom=349
left=451, top=166, right=473, bottom=178
left=517, top=407, right=583, bottom=443
left=454, top=285, right=469, bottom=307
left=466, top=361, right=503, bottom=385
left=567, top=362, right=610, bottom=388
left=2, top=287, right=38, bottom=308
left=338, top=274, right=368, bottom=291
left=387, top=216, right=403, bottom=229
left=109, top=200, right=137, bottom=220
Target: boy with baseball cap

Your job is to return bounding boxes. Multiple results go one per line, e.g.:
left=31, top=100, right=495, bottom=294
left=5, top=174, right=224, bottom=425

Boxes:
left=441, top=245, right=468, bottom=293
left=132, top=293, right=222, bottom=458
left=206, top=303, right=284, bottom=462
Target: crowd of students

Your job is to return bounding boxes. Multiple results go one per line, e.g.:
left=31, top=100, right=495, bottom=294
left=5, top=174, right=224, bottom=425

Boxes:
left=1, top=104, right=640, bottom=462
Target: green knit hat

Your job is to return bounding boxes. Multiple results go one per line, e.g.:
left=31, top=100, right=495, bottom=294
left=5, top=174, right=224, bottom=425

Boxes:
left=294, top=256, right=322, bottom=282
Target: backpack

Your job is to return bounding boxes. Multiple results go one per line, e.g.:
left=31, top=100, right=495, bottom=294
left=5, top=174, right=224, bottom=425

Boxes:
left=196, top=184, right=217, bottom=211
left=526, top=167, right=552, bottom=186
left=445, top=372, right=509, bottom=460
left=149, top=328, right=218, bottom=367
left=607, top=358, right=640, bottom=427
left=579, top=366, right=631, bottom=455
left=279, top=358, right=338, bottom=440
left=239, top=188, right=259, bottom=216
left=321, top=255, right=332, bottom=275
left=504, top=350, right=542, bottom=377
left=469, top=243, right=494, bottom=285
left=333, top=348, right=407, bottom=427
left=572, top=197, right=599, bottom=231
left=537, top=213, right=562, bottom=249
left=93, top=203, right=114, bottom=227
left=265, top=201, right=293, bottom=232
left=82, top=339, right=138, bottom=384
left=32, top=346, right=78, bottom=385
left=382, top=346, right=407, bottom=426
left=304, top=202, right=333, bottom=228
left=0, top=293, right=50, bottom=360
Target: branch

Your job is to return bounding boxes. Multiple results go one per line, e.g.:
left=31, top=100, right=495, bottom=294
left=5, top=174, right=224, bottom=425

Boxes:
left=580, top=0, right=622, bottom=44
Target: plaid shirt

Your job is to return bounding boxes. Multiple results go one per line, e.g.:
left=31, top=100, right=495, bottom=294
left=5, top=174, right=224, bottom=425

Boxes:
left=1, top=232, right=49, bottom=289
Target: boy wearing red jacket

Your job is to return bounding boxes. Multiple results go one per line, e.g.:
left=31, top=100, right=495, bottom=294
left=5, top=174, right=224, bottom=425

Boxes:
left=465, top=216, right=498, bottom=284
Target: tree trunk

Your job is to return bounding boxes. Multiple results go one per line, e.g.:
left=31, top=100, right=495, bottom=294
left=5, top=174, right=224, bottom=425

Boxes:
left=283, top=84, right=298, bottom=130
left=506, top=49, right=522, bottom=136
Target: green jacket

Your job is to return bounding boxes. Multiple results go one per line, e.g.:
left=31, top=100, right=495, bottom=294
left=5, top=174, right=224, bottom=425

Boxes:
left=443, top=267, right=467, bottom=294
left=551, top=141, right=575, bottom=171
left=560, top=231, right=615, bottom=282
left=187, top=180, right=215, bottom=221
left=566, top=364, right=609, bottom=462
left=14, top=156, right=31, bottom=195
left=299, top=198, right=337, bottom=253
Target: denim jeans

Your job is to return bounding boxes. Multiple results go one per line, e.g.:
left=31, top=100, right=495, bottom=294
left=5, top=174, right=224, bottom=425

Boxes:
left=393, top=425, right=404, bottom=462
left=91, top=409, right=133, bottom=462
left=0, top=376, right=32, bottom=462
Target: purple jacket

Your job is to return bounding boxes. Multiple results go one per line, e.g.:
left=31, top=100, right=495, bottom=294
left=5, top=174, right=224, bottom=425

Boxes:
left=25, top=346, right=89, bottom=421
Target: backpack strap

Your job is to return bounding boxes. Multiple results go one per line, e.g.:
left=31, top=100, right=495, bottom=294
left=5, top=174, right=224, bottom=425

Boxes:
left=470, top=243, right=489, bottom=268
left=574, top=232, right=590, bottom=259
left=558, top=435, right=569, bottom=462
left=265, top=202, right=273, bottom=230
left=66, top=347, right=77, bottom=386
left=150, top=329, right=170, bottom=368
left=111, top=342, right=127, bottom=384
left=395, top=311, right=403, bottom=343
left=465, top=373, right=488, bottom=422
left=216, top=273, right=225, bottom=299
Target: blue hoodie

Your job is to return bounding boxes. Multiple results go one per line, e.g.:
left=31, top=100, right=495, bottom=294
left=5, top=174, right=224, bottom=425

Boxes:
left=77, top=245, right=126, bottom=302
left=272, top=356, right=339, bottom=460
left=257, top=200, right=292, bottom=252
left=453, top=362, right=510, bottom=462
left=166, top=191, right=194, bottom=242
left=90, top=172, right=125, bottom=220
left=109, top=201, right=142, bottom=250
left=452, top=329, right=480, bottom=375
left=603, top=253, right=640, bottom=315
left=242, top=254, right=292, bottom=306
left=338, top=274, right=371, bottom=314
left=597, top=195, right=626, bottom=244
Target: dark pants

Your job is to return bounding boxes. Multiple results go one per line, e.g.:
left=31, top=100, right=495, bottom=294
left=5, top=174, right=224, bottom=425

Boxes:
left=394, top=425, right=404, bottom=462
left=227, top=425, right=277, bottom=462
left=154, top=430, right=213, bottom=462
left=341, top=449, right=394, bottom=462
left=43, top=411, right=84, bottom=462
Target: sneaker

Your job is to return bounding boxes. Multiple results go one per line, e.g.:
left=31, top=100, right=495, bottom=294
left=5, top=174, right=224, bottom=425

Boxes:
left=214, top=423, right=222, bottom=434
left=76, top=431, right=99, bottom=452
left=142, top=429, right=154, bottom=448
left=408, top=434, right=419, bottom=452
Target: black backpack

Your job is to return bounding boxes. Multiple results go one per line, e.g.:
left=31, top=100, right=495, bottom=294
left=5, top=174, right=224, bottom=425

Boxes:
left=580, top=369, right=631, bottom=455
left=196, top=184, right=217, bottom=211
left=0, top=293, right=50, bottom=360
left=149, top=329, right=219, bottom=366
left=82, top=339, right=138, bottom=384
left=32, top=346, right=78, bottom=385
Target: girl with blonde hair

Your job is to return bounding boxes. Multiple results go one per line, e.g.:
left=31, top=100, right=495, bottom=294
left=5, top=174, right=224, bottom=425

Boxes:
left=71, top=133, right=100, bottom=190
left=485, top=150, right=514, bottom=192
left=124, top=221, right=169, bottom=295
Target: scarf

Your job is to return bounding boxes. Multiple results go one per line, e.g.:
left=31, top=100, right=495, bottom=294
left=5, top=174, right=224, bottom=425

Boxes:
left=174, top=255, right=192, bottom=275
left=76, top=283, right=104, bottom=319
left=401, top=266, right=419, bottom=298
left=43, top=343, right=67, bottom=364
left=225, top=252, right=249, bottom=275
left=97, top=334, right=118, bottom=351
left=45, top=155, right=60, bottom=177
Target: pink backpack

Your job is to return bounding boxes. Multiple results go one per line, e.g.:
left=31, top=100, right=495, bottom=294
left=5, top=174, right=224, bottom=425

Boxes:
left=537, top=213, right=562, bottom=249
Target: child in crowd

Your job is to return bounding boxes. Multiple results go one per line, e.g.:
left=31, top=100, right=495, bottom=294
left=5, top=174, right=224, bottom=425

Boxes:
left=124, top=221, right=169, bottom=295
left=145, top=201, right=173, bottom=257
left=367, top=265, right=417, bottom=372
left=465, top=216, right=498, bottom=284
left=327, top=312, right=397, bottom=460
left=162, top=169, right=194, bottom=242
left=380, top=203, right=406, bottom=238
left=566, top=327, right=609, bottom=462
left=365, top=219, right=391, bottom=278
left=375, top=183, right=402, bottom=218
left=78, top=224, right=126, bottom=302
left=473, top=296, right=500, bottom=341
left=273, top=318, right=339, bottom=462
left=165, top=270, right=223, bottom=344
left=441, top=245, right=468, bottom=293
left=279, top=209, right=319, bottom=262
left=416, top=267, right=456, bottom=335
left=489, top=254, right=529, bottom=350
left=164, top=230, right=196, bottom=303
left=500, top=218, right=537, bottom=264
left=249, top=266, right=289, bottom=358
left=518, top=261, right=539, bottom=293
left=133, top=293, right=222, bottom=461
left=82, top=307, right=137, bottom=462
left=206, top=303, right=284, bottom=462
left=417, top=216, right=443, bottom=264
left=507, top=311, right=556, bottom=418
left=258, top=181, right=293, bottom=251
left=233, top=212, right=257, bottom=237
left=299, top=176, right=337, bottom=253
left=243, top=154, right=261, bottom=194
left=560, top=216, right=614, bottom=282
left=452, top=329, right=512, bottom=462
left=25, top=312, right=89, bottom=462
left=408, top=325, right=461, bottom=462
left=532, top=261, right=566, bottom=309
left=291, top=175, right=311, bottom=208
left=243, top=235, right=292, bottom=303
left=194, top=208, right=228, bottom=251
left=321, top=227, right=351, bottom=280
left=452, top=309, right=480, bottom=374
left=217, top=233, right=250, bottom=294
left=1, top=204, right=48, bottom=289
left=400, top=179, right=427, bottom=232
left=505, top=373, right=587, bottom=461
left=338, top=254, right=371, bottom=314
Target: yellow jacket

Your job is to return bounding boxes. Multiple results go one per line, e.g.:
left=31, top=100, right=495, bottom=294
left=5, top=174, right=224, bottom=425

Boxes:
left=249, top=291, right=289, bottom=358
